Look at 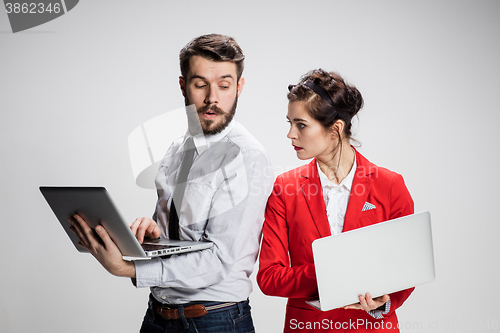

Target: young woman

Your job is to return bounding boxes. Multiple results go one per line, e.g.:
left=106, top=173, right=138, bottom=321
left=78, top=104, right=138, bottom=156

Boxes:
left=257, top=69, right=414, bottom=332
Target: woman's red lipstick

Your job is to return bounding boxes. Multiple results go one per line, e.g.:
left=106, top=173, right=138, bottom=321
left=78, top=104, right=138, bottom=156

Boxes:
left=293, top=145, right=303, bottom=151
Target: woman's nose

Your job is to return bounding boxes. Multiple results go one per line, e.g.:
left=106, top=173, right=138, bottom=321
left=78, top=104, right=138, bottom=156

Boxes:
left=287, top=126, right=297, bottom=140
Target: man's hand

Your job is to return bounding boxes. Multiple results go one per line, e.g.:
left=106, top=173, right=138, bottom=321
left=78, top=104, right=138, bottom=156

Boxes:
left=129, top=217, right=161, bottom=244
left=69, top=214, right=136, bottom=278
left=344, top=293, right=390, bottom=311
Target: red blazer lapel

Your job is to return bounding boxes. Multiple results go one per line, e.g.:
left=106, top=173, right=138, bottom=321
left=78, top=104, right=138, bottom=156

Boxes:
left=300, top=159, right=331, bottom=238
left=344, top=148, right=374, bottom=232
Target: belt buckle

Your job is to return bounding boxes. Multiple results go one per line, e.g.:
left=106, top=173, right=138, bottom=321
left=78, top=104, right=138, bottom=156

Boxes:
left=159, top=306, right=177, bottom=320
left=150, top=299, right=176, bottom=320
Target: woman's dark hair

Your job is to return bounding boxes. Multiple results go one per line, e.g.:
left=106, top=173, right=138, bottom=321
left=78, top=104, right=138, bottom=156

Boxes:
left=287, top=69, right=363, bottom=139
left=179, top=34, right=245, bottom=81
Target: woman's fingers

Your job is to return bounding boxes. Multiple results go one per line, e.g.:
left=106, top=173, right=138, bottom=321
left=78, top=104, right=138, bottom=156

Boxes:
left=344, top=293, right=390, bottom=311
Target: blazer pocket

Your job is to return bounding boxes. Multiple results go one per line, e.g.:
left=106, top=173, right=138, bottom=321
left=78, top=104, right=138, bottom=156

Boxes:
left=358, top=209, right=380, bottom=226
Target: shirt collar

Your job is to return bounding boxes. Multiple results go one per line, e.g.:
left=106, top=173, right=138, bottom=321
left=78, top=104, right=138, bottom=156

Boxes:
left=317, top=154, right=357, bottom=191
left=185, top=119, right=235, bottom=155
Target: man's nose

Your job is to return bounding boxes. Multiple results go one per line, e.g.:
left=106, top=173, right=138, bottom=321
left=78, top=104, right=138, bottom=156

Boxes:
left=204, top=85, right=218, bottom=104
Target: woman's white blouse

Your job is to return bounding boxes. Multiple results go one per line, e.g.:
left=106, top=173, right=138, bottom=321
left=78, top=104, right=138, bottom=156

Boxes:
left=316, top=157, right=357, bottom=235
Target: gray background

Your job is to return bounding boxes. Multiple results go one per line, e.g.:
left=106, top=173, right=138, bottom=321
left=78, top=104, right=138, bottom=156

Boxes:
left=1, top=1, right=499, bottom=332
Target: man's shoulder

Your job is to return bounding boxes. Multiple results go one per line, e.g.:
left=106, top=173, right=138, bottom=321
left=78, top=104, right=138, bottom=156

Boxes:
left=168, top=135, right=185, bottom=152
left=226, top=122, right=268, bottom=158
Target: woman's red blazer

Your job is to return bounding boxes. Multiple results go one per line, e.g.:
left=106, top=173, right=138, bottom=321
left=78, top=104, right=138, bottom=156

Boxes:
left=257, top=148, right=415, bottom=332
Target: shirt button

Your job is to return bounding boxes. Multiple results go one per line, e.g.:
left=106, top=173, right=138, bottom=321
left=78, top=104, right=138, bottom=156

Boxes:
left=161, top=295, right=166, bottom=300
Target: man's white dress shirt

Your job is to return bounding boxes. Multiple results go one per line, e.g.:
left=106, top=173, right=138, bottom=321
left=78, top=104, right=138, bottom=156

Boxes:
left=134, top=120, right=274, bottom=305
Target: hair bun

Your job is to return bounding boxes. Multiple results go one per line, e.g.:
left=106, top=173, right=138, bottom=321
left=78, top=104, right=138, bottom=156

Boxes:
left=345, top=84, right=364, bottom=116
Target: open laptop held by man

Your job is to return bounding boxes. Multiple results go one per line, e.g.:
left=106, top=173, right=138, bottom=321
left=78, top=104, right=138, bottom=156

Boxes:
left=40, top=186, right=213, bottom=258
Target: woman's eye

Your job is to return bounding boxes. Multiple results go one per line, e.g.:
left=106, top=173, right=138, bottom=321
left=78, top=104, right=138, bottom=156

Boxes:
left=298, top=123, right=306, bottom=129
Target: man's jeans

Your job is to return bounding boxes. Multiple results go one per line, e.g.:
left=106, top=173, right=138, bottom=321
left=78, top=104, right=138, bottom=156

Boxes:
left=140, top=298, right=255, bottom=333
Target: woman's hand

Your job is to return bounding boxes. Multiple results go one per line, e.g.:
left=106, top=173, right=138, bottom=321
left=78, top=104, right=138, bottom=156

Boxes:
left=344, top=293, right=390, bottom=311
left=129, top=217, right=161, bottom=244
left=69, top=214, right=136, bottom=278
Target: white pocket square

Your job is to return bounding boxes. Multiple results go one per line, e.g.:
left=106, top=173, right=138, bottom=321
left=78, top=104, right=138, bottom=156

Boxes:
left=362, top=202, right=376, bottom=211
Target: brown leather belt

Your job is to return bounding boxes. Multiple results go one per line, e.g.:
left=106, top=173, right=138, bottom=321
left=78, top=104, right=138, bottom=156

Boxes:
left=149, top=297, right=237, bottom=320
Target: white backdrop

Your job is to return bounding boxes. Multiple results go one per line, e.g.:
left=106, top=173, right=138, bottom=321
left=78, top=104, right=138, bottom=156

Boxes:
left=1, top=1, right=499, bottom=332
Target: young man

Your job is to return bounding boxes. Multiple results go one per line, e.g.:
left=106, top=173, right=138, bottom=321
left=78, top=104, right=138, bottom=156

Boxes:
left=70, top=34, right=273, bottom=332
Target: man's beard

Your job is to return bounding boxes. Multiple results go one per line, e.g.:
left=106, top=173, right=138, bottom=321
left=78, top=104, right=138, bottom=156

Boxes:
left=186, top=96, right=238, bottom=135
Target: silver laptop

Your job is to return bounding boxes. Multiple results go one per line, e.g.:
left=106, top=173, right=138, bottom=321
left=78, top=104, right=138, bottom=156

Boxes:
left=307, top=211, right=435, bottom=311
left=40, top=186, right=213, bottom=258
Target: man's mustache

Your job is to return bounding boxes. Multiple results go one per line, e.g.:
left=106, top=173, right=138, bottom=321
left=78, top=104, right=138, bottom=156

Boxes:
left=198, top=104, right=224, bottom=115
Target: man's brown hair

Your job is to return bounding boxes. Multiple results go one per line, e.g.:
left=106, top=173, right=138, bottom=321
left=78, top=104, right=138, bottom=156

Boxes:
left=179, top=34, right=245, bottom=81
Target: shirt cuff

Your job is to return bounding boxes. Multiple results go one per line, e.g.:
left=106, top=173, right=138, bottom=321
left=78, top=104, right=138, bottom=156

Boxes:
left=367, top=298, right=391, bottom=319
left=133, top=258, right=162, bottom=288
